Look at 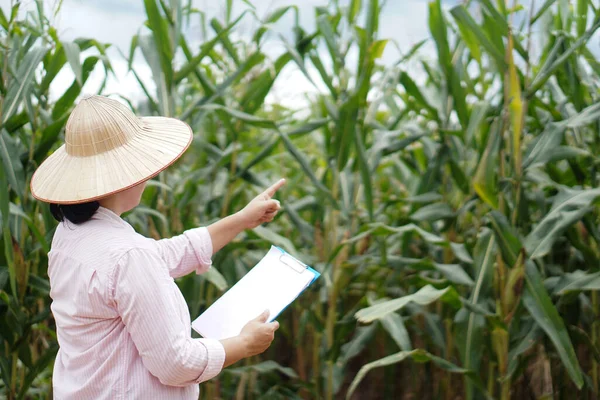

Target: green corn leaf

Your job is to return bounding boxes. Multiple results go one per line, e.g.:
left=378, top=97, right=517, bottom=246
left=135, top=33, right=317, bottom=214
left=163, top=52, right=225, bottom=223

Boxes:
left=354, top=126, right=373, bottom=220
left=52, top=56, right=101, bottom=120
left=310, top=52, right=336, bottom=97
left=477, top=0, right=528, bottom=60
left=282, top=200, right=314, bottom=242
left=411, top=203, right=455, bottom=222
left=40, top=45, right=67, bottom=94
left=317, top=14, right=342, bottom=72
left=225, top=0, right=232, bottom=23
left=558, top=0, right=569, bottom=29
left=465, top=102, right=489, bottom=145
left=433, top=263, right=474, bottom=286
left=251, top=226, right=296, bottom=254
left=9, top=203, right=49, bottom=253
left=237, top=119, right=327, bottom=178
left=0, top=129, right=24, bottom=197
left=531, top=0, right=558, bottom=24
left=576, top=0, right=588, bottom=37
left=344, top=222, right=446, bottom=246
left=553, top=270, right=600, bottom=294
left=0, top=266, right=7, bottom=291
left=227, top=360, right=298, bottom=379
left=450, top=242, right=474, bottom=264
left=143, top=0, right=174, bottom=89
left=202, top=267, right=228, bottom=292
left=265, top=5, right=297, bottom=24
left=527, top=18, right=600, bottom=96
left=0, top=8, right=8, bottom=30
left=429, top=0, right=451, bottom=75
left=535, top=146, right=589, bottom=164
left=338, top=325, right=377, bottom=366
left=176, top=11, right=249, bottom=82
left=62, top=41, right=82, bottom=86
left=568, top=325, right=600, bottom=364
left=489, top=207, right=584, bottom=388
left=369, top=129, right=429, bottom=170
left=448, top=159, right=470, bottom=194
left=240, top=53, right=292, bottom=114
left=2, top=46, right=48, bottom=124
left=4, top=112, right=28, bottom=134
left=455, top=308, right=486, bottom=400
left=16, top=344, right=58, bottom=400
left=128, top=33, right=139, bottom=71
left=279, top=34, right=317, bottom=88
left=449, top=58, right=469, bottom=128
left=472, top=120, right=500, bottom=209
left=199, top=104, right=276, bottom=128
left=33, top=116, right=68, bottom=164
left=454, top=10, right=481, bottom=63
left=364, top=0, right=379, bottom=41
left=210, top=18, right=240, bottom=66
left=138, top=34, right=171, bottom=116
left=525, top=188, right=600, bottom=259
left=348, top=0, right=362, bottom=23
left=398, top=71, right=439, bottom=119
left=275, top=129, right=336, bottom=205
left=487, top=210, right=521, bottom=266
left=562, top=101, right=600, bottom=128
left=0, top=164, right=15, bottom=297
left=180, top=52, right=265, bottom=120
left=346, top=349, right=489, bottom=400
left=506, top=33, right=523, bottom=172
left=507, top=325, right=543, bottom=378
left=455, top=230, right=496, bottom=400
left=335, top=95, right=359, bottom=170
left=522, top=124, right=564, bottom=169
left=523, top=261, right=584, bottom=388
left=450, top=5, right=505, bottom=70
left=355, top=285, right=460, bottom=323
left=131, top=205, right=168, bottom=231
left=380, top=313, right=412, bottom=351
left=404, top=192, right=443, bottom=204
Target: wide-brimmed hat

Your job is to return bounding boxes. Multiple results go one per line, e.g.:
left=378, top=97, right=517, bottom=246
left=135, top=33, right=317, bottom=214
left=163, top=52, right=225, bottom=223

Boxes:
left=31, top=95, right=193, bottom=204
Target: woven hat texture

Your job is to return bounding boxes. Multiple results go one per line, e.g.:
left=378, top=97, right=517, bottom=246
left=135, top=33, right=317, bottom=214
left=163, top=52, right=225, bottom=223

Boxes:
left=31, top=95, right=192, bottom=204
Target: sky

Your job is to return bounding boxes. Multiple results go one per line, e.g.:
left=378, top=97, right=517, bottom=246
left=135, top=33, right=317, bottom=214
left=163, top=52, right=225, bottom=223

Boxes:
left=1, top=0, right=596, bottom=109
left=0, top=0, right=442, bottom=108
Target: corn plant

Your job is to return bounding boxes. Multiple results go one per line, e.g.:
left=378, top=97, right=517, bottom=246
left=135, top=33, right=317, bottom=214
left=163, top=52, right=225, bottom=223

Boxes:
left=0, top=1, right=113, bottom=398
left=343, top=1, right=600, bottom=399
left=2, top=0, right=600, bottom=399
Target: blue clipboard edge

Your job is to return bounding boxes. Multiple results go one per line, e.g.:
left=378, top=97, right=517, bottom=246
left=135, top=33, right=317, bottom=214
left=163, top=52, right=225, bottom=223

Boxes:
left=269, top=246, right=321, bottom=321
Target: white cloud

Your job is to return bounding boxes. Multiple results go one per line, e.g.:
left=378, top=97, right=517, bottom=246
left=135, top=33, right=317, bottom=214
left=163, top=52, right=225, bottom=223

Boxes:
left=54, top=0, right=146, bottom=52
left=8, top=0, right=597, bottom=112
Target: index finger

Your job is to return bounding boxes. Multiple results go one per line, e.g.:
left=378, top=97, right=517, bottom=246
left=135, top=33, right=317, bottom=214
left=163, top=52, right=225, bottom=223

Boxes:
left=263, top=178, right=286, bottom=198
left=269, top=321, right=280, bottom=331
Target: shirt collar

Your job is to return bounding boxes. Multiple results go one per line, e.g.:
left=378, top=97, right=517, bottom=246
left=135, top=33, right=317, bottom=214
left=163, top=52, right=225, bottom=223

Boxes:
left=92, top=206, right=132, bottom=229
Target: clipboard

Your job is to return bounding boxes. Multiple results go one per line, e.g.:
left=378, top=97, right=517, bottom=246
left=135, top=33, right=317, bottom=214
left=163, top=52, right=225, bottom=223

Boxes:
left=192, top=246, right=320, bottom=340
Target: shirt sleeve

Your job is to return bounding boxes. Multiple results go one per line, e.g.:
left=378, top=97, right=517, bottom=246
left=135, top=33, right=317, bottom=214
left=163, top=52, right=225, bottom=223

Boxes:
left=110, top=248, right=225, bottom=386
left=152, top=227, right=214, bottom=278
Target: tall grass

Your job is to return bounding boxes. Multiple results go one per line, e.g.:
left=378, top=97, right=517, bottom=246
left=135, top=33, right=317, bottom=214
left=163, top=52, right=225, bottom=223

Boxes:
left=1, top=0, right=600, bottom=399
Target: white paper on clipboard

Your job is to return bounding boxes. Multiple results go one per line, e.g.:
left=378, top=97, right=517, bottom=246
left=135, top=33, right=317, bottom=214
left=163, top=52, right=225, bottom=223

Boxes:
left=192, top=246, right=320, bottom=340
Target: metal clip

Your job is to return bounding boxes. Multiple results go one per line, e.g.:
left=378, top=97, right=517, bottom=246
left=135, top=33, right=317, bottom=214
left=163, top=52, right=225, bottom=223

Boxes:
left=279, top=252, right=306, bottom=273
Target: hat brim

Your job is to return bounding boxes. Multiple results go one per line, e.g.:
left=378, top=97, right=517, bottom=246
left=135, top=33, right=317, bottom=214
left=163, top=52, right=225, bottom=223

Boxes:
left=30, top=117, right=193, bottom=204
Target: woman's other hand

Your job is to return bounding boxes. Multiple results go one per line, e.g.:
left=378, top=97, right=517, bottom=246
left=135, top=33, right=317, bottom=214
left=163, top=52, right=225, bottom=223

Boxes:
left=239, top=310, right=279, bottom=356
left=220, top=310, right=279, bottom=367
left=237, top=179, right=285, bottom=229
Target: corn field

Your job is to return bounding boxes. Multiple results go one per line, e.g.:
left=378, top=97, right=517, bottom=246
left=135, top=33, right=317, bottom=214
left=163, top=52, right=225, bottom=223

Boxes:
left=1, top=0, right=600, bottom=398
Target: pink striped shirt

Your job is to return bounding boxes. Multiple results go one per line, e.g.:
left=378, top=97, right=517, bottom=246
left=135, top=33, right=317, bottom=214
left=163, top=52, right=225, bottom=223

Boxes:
left=48, top=206, right=225, bottom=399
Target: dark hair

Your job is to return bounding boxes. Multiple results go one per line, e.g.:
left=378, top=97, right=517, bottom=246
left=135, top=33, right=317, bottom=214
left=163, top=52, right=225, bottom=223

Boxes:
left=50, top=201, right=100, bottom=224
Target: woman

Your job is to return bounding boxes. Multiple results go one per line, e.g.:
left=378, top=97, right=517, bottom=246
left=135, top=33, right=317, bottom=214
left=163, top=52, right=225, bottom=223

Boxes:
left=31, top=95, right=283, bottom=399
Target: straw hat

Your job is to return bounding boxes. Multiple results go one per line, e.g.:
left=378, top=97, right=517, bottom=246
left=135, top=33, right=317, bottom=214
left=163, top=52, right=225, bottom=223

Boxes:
left=31, top=95, right=193, bottom=204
